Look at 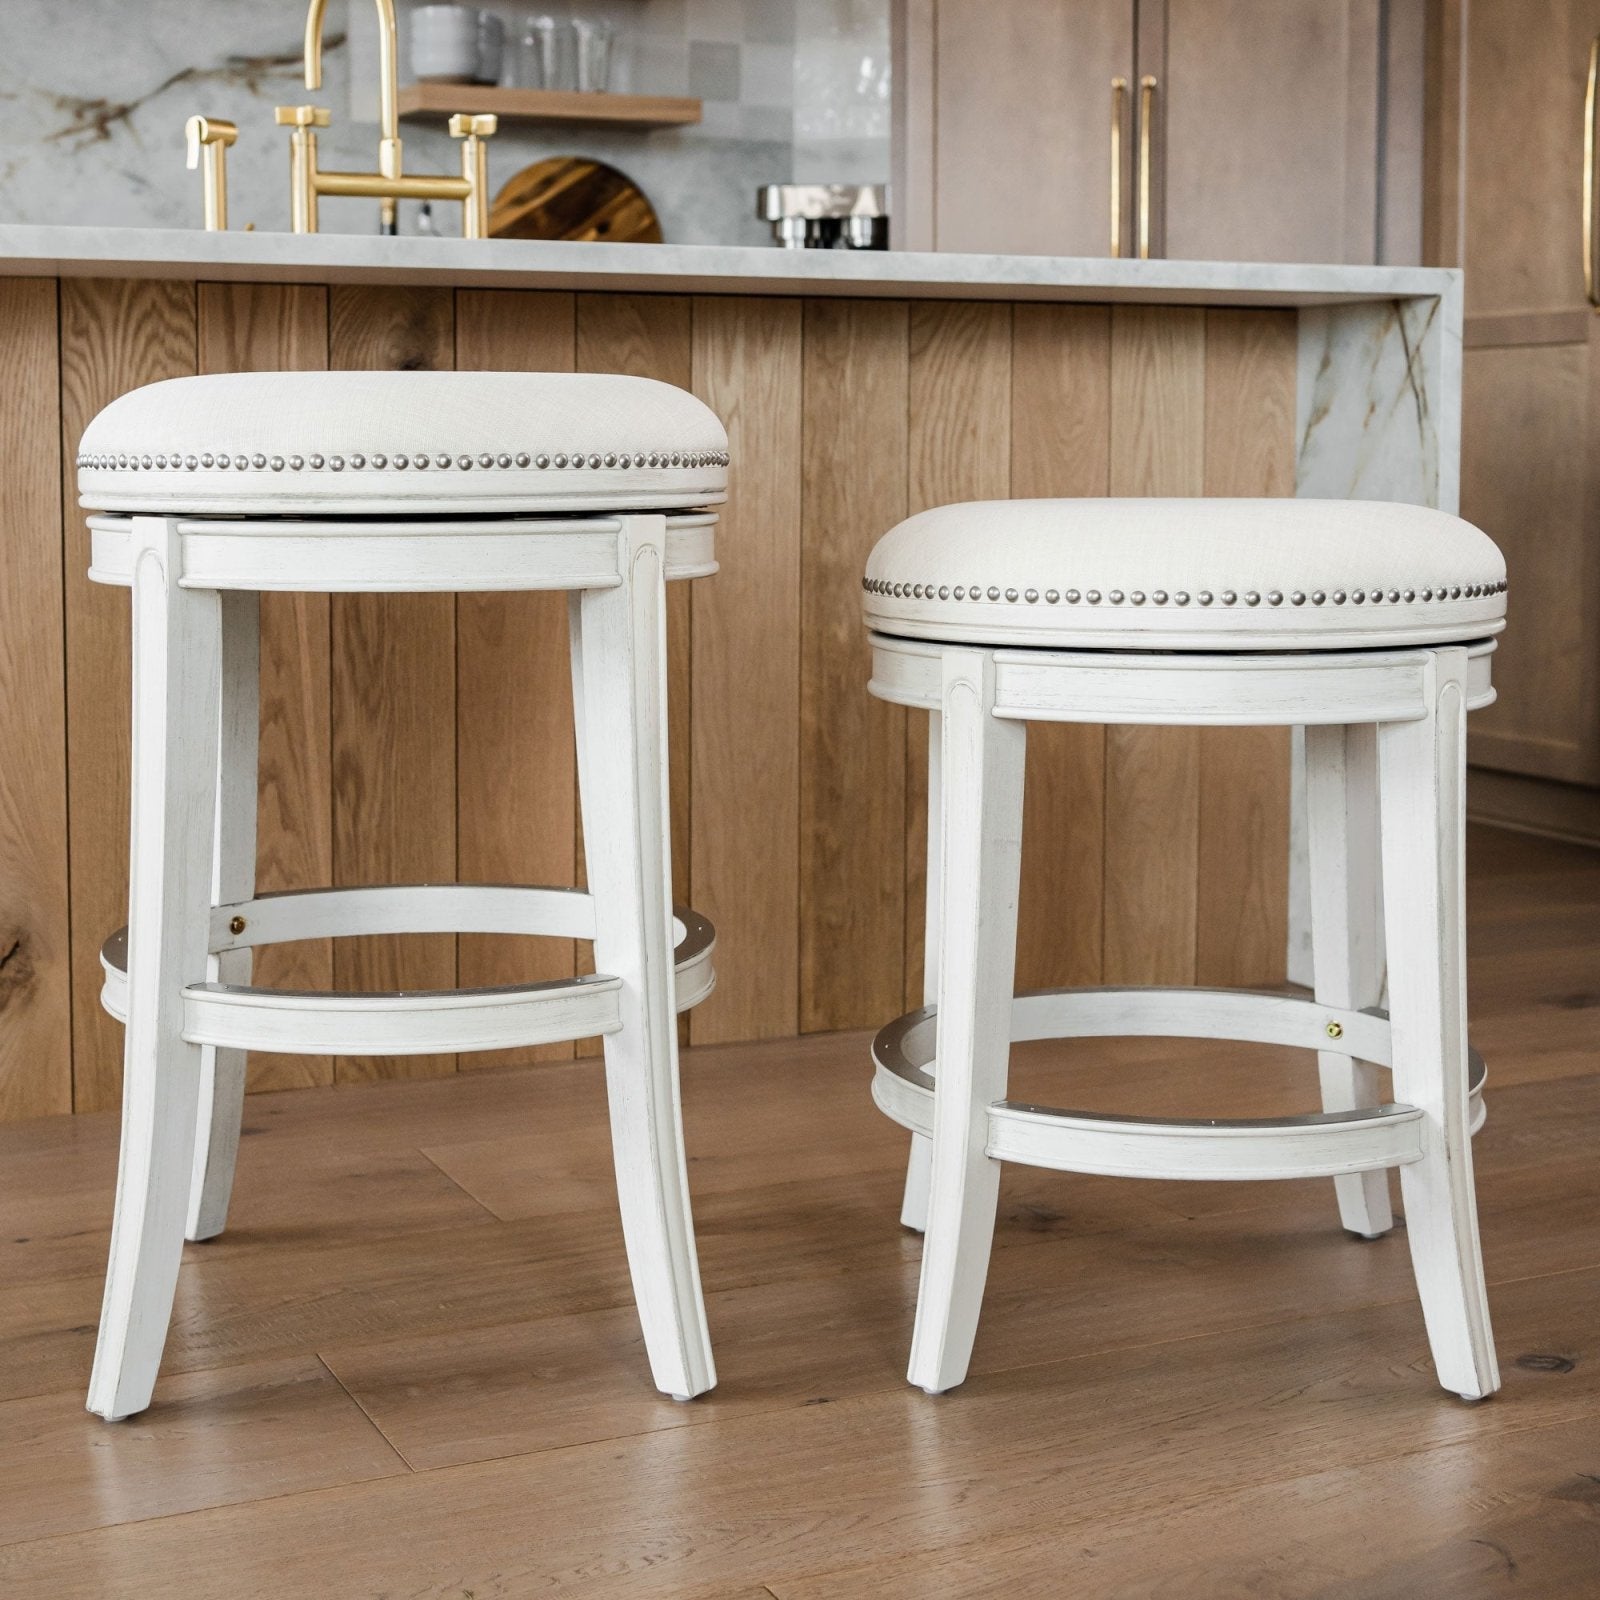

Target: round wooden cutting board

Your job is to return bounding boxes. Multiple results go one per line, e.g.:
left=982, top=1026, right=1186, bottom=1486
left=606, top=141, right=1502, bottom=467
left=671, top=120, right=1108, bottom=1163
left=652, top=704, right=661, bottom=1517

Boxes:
left=489, top=157, right=664, bottom=243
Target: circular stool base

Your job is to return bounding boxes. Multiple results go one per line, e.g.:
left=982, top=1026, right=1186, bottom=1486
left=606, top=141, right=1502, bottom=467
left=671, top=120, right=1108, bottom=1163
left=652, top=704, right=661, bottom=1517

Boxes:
left=872, top=986, right=1486, bottom=1183
left=100, top=884, right=714, bottom=1057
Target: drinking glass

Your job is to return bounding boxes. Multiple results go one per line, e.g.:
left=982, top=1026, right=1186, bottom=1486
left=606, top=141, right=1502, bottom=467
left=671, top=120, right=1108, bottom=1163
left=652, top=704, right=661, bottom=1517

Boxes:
left=572, top=18, right=613, bottom=92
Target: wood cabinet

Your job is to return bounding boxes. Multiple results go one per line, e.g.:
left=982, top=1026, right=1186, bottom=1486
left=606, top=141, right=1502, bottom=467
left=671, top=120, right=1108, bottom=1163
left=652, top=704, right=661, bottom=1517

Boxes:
left=1452, top=2, right=1600, bottom=800
left=894, top=0, right=1405, bottom=264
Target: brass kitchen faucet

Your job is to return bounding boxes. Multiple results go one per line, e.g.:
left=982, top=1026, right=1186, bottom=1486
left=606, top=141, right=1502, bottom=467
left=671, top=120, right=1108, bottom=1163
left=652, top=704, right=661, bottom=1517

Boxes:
left=188, top=0, right=497, bottom=236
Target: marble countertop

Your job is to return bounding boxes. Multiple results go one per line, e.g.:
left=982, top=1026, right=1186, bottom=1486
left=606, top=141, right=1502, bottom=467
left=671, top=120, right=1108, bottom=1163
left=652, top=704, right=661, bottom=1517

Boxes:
left=0, top=225, right=1457, bottom=308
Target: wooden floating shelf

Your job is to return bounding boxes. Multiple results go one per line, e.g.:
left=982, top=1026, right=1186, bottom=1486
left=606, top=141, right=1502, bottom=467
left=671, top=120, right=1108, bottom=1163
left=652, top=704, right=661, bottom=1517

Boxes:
left=397, top=84, right=702, bottom=128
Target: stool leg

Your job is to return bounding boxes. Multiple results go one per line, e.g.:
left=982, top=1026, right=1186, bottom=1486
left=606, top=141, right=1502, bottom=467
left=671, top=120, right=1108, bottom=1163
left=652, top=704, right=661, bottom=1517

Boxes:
left=570, top=517, right=715, bottom=1401
left=909, top=650, right=1025, bottom=1396
left=900, top=708, right=941, bottom=1233
left=1377, top=648, right=1498, bottom=1400
left=187, top=591, right=258, bottom=1242
left=88, top=519, right=221, bottom=1421
left=1305, top=722, right=1393, bottom=1239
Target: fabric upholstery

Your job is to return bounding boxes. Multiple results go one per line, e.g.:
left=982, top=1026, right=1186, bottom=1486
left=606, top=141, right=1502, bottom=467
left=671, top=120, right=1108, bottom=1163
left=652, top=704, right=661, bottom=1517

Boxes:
left=77, top=371, right=728, bottom=516
left=863, top=499, right=1506, bottom=651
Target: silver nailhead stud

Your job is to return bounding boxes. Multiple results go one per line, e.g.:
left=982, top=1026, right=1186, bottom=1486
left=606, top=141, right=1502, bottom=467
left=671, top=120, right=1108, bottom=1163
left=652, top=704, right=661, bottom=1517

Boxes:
left=1130, top=591, right=1146, bottom=605
left=1024, top=588, right=1038, bottom=603
left=370, top=454, right=387, bottom=469
left=1245, top=592, right=1261, bottom=606
left=1266, top=591, right=1282, bottom=606
left=479, top=453, right=494, bottom=468
left=1109, top=589, right=1125, bottom=604
left=938, top=586, right=950, bottom=600
left=1332, top=590, right=1345, bottom=604
left=953, top=587, right=965, bottom=600
left=414, top=455, right=429, bottom=469
left=987, top=586, right=1001, bottom=601
left=458, top=455, right=473, bottom=470
left=184, top=455, right=198, bottom=470
left=310, top=454, right=325, bottom=469
left=498, top=454, right=512, bottom=468
left=1004, top=587, right=1020, bottom=602
left=1045, top=589, right=1060, bottom=603
left=1198, top=591, right=1213, bottom=606
left=588, top=454, right=602, bottom=469
left=393, top=454, right=408, bottom=469
left=289, top=455, right=305, bottom=470
left=251, top=454, right=267, bottom=469
left=329, top=456, right=345, bottom=471
left=201, top=454, right=214, bottom=468
left=1085, top=590, right=1101, bottom=605
left=1420, top=587, right=1432, bottom=601
left=1310, top=591, right=1324, bottom=605
left=155, top=454, right=167, bottom=468
left=1388, top=589, right=1401, bottom=603
left=1152, top=590, right=1168, bottom=605
left=269, top=456, right=285, bottom=471
left=1221, top=590, right=1237, bottom=605
left=436, top=453, right=452, bottom=468
left=1290, top=591, right=1306, bottom=606
left=233, top=455, right=248, bottom=470
left=349, top=453, right=366, bottom=469
left=604, top=453, right=618, bottom=467
left=1065, top=589, right=1081, bottom=604
left=1402, top=588, right=1415, bottom=603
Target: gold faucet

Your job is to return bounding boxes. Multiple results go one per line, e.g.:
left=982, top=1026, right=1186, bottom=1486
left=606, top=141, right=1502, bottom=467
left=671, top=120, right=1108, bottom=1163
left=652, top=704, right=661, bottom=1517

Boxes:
left=185, top=116, right=238, bottom=231
left=278, top=0, right=497, bottom=236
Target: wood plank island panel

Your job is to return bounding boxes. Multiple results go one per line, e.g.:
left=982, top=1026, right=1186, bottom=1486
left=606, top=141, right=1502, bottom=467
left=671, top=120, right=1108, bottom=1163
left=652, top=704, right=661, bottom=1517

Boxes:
left=10, top=283, right=1301, bottom=1121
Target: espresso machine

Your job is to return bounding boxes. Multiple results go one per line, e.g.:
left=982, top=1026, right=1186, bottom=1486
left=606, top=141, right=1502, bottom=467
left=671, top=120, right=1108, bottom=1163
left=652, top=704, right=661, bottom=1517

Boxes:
left=757, top=184, right=890, bottom=249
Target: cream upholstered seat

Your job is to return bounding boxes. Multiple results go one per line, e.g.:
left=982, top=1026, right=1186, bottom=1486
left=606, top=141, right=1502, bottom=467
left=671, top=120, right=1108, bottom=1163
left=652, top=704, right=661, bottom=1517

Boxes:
left=76, top=370, right=729, bottom=517
left=863, top=498, right=1506, bottom=651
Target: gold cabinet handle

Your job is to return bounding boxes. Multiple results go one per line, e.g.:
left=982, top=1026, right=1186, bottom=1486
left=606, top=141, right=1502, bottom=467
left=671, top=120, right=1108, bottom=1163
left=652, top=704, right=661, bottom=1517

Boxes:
left=1137, top=74, right=1157, bottom=260
left=1586, top=37, right=1600, bottom=305
left=1110, top=77, right=1128, bottom=258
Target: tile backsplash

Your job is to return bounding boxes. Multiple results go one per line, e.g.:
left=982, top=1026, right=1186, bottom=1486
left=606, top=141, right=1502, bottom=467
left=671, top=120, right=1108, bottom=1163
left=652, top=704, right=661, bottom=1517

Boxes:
left=0, top=0, right=888, bottom=246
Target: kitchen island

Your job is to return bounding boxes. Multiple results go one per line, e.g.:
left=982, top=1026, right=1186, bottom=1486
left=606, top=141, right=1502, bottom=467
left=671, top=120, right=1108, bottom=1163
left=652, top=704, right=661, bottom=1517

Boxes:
left=0, top=226, right=1460, bottom=1119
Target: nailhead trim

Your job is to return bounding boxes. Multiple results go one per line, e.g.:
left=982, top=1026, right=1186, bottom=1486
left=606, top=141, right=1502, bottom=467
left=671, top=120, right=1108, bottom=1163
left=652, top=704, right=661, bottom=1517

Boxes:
left=77, top=448, right=730, bottom=473
left=863, top=576, right=1507, bottom=607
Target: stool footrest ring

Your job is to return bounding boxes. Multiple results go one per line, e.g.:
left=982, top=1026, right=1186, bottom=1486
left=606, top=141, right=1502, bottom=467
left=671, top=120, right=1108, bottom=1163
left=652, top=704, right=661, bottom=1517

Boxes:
left=99, top=884, right=715, bottom=1057
left=872, top=986, right=1486, bottom=1183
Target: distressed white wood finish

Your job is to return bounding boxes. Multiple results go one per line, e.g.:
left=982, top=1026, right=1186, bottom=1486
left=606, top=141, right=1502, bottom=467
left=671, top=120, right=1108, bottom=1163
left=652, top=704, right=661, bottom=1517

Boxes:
left=87, top=513, right=719, bottom=594
left=568, top=517, right=715, bottom=1403
left=1377, top=647, right=1498, bottom=1400
left=88, top=518, right=222, bottom=1422
left=874, top=633, right=1500, bottom=1403
left=185, top=589, right=258, bottom=1243
left=98, top=893, right=716, bottom=1052
left=1306, top=721, right=1393, bottom=1238
left=899, top=707, right=940, bottom=1235
left=88, top=495, right=720, bottom=1417
left=908, top=651, right=1026, bottom=1396
left=869, top=633, right=1498, bottom=724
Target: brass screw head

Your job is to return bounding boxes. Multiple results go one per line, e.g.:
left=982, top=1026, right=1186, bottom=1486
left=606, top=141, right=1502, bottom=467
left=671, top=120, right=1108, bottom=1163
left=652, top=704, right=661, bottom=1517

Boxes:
left=1325, top=1020, right=1344, bottom=1040
left=229, top=915, right=247, bottom=935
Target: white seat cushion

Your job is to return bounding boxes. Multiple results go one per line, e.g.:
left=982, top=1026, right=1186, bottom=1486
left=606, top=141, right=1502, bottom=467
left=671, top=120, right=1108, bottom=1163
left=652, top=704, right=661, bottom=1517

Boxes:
left=863, top=499, right=1506, bottom=652
left=77, top=371, right=728, bottom=517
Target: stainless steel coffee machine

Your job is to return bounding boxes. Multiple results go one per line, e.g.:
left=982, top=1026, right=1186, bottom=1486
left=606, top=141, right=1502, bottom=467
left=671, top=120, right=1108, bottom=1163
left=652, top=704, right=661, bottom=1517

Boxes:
left=757, top=184, right=889, bottom=249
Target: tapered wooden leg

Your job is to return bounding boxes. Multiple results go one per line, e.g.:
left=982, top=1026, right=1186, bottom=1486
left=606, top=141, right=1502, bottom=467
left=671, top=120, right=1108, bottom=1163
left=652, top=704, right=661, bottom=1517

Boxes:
left=908, top=651, right=1025, bottom=1396
left=1378, top=648, right=1498, bottom=1400
left=186, top=590, right=259, bottom=1242
left=1305, top=721, right=1393, bottom=1238
left=570, top=517, right=715, bottom=1401
left=901, top=707, right=941, bottom=1234
left=88, top=519, right=222, bottom=1421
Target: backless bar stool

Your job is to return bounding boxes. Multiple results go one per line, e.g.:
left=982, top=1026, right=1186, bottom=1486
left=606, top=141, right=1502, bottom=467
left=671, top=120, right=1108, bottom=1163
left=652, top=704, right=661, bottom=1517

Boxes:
left=862, top=499, right=1507, bottom=1402
left=76, top=371, right=728, bottom=1420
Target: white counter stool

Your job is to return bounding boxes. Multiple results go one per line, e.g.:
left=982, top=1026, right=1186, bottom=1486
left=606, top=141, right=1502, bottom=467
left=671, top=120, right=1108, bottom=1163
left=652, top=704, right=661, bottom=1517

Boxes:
left=75, top=370, right=729, bottom=1421
left=863, top=498, right=1508, bottom=1403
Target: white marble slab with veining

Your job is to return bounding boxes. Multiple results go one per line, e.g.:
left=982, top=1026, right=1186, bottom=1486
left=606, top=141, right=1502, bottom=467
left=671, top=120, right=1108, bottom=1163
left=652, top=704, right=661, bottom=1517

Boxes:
left=0, top=223, right=1458, bottom=309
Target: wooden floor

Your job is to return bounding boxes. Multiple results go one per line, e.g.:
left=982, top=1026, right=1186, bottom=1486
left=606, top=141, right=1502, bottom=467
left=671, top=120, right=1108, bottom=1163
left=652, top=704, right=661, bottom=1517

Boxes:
left=0, top=824, right=1597, bottom=1598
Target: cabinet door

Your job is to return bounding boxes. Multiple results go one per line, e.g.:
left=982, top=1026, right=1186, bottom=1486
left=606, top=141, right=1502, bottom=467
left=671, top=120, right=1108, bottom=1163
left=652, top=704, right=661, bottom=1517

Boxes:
left=930, top=0, right=1134, bottom=257
left=1464, top=0, right=1600, bottom=317
left=1462, top=338, right=1600, bottom=784
left=1156, top=0, right=1380, bottom=262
